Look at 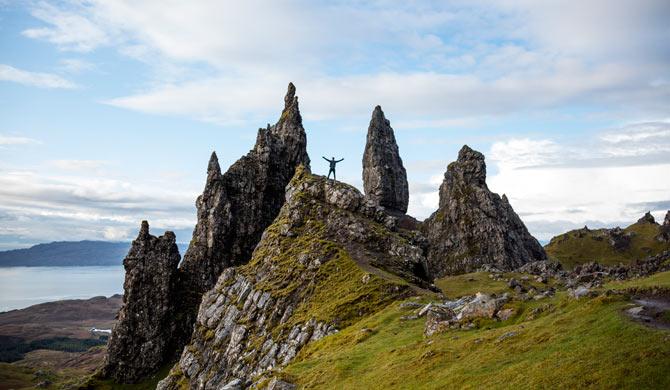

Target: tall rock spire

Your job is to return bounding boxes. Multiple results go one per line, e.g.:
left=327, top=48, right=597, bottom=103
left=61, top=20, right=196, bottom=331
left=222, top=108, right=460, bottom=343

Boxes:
left=424, top=145, right=546, bottom=277
left=102, top=221, right=181, bottom=383
left=362, top=105, right=409, bottom=213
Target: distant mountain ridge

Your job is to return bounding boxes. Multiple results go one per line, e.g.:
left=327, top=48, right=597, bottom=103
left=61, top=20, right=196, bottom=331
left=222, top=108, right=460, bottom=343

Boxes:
left=0, top=241, right=188, bottom=267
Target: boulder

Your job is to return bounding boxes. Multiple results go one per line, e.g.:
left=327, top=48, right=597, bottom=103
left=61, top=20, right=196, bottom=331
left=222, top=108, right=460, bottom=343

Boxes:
left=362, top=106, right=409, bottom=213
left=457, top=292, right=507, bottom=320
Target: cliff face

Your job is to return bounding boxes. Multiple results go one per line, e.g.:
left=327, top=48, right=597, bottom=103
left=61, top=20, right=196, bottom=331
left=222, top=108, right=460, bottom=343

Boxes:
left=362, top=106, right=409, bottom=214
left=102, top=221, right=181, bottom=383
left=180, top=82, right=310, bottom=293
left=158, top=167, right=429, bottom=389
left=102, top=83, right=311, bottom=383
left=424, top=145, right=546, bottom=277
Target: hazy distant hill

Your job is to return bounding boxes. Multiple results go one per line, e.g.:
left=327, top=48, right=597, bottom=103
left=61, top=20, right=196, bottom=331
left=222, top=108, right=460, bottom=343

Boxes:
left=0, top=241, right=130, bottom=267
left=0, top=241, right=190, bottom=267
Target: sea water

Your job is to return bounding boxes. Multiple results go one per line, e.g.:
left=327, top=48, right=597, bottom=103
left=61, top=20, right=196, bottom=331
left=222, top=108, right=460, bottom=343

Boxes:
left=0, top=266, right=124, bottom=312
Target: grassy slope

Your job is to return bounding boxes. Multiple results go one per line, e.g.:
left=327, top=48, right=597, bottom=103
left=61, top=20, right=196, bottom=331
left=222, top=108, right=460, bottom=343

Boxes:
left=545, top=222, right=669, bottom=269
left=279, top=271, right=670, bottom=389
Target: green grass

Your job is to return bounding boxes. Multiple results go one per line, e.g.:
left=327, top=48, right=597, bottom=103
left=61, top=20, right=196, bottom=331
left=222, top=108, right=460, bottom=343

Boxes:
left=603, top=270, right=670, bottom=291
left=279, top=271, right=670, bottom=389
left=0, top=363, right=36, bottom=390
left=435, top=271, right=557, bottom=298
left=82, top=363, right=173, bottom=390
left=434, top=272, right=508, bottom=297
left=545, top=221, right=669, bottom=269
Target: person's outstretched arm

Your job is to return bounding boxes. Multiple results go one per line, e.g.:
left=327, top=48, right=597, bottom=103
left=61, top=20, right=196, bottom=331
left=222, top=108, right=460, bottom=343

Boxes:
left=322, top=156, right=329, bottom=161
left=336, top=158, right=344, bottom=162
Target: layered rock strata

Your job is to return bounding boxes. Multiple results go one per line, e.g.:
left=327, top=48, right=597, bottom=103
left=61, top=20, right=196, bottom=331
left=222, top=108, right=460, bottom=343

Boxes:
left=101, top=221, right=181, bottom=383
left=362, top=106, right=409, bottom=213
left=424, top=145, right=546, bottom=277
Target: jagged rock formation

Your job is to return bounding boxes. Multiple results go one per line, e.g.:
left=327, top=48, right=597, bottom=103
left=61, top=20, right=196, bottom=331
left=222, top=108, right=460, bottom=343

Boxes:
left=102, top=83, right=310, bottom=383
left=157, top=166, right=429, bottom=389
left=180, top=82, right=310, bottom=293
left=362, top=106, right=409, bottom=213
left=637, top=211, right=657, bottom=224
left=424, top=145, right=546, bottom=277
left=658, top=211, right=670, bottom=242
left=101, top=221, right=181, bottom=383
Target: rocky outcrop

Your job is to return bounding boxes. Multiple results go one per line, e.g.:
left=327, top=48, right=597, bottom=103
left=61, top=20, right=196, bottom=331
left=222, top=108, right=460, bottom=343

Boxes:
left=424, top=145, right=546, bottom=277
left=607, top=227, right=633, bottom=251
left=657, top=211, right=670, bottom=242
left=362, top=106, right=409, bottom=213
left=637, top=211, right=657, bottom=225
left=101, top=221, right=181, bottom=383
left=158, top=167, right=428, bottom=389
left=180, top=82, right=310, bottom=293
left=103, top=83, right=311, bottom=383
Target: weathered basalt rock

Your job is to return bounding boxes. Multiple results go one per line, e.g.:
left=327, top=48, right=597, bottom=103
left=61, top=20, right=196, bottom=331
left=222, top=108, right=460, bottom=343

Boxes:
left=158, top=167, right=427, bottom=389
left=362, top=106, right=409, bottom=213
left=180, top=82, right=310, bottom=293
left=101, top=221, right=181, bottom=383
left=104, top=84, right=311, bottom=382
left=424, top=145, right=546, bottom=277
left=657, top=211, right=670, bottom=242
left=607, top=227, right=633, bottom=251
left=637, top=211, right=657, bottom=225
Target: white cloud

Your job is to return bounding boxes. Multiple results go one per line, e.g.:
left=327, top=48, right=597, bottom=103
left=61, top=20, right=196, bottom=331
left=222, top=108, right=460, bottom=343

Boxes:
left=22, top=1, right=109, bottom=52
left=486, top=122, right=670, bottom=239
left=22, top=1, right=670, bottom=124
left=59, top=58, right=94, bottom=73
left=0, top=64, right=76, bottom=89
left=0, top=134, right=40, bottom=146
left=0, top=169, right=198, bottom=245
left=49, top=159, right=108, bottom=171
left=103, top=226, right=130, bottom=241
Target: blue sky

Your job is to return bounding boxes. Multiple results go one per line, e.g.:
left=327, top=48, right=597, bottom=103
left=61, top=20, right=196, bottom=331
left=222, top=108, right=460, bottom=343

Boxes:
left=1, top=0, right=669, bottom=249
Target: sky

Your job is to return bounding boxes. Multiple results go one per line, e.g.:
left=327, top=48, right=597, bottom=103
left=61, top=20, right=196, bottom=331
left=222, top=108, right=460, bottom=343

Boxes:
left=0, top=0, right=669, bottom=250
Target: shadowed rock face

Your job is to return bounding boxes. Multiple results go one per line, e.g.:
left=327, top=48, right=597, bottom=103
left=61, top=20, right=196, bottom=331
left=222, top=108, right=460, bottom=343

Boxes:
left=658, top=211, right=670, bottom=242
left=362, top=106, right=409, bottom=214
left=424, top=145, right=547, bottom=277
left=103, top=84, right=310, bottom=383
left=638, top=211, right=657, bottom=224
left=102, top=221, right=181, bottom=383
left=180, top=82, right=311, bottom=293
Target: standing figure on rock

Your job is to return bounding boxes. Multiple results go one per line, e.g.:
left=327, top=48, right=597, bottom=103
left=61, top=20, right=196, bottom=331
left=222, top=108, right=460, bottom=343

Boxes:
left=323, top=156, right=344, bottom=181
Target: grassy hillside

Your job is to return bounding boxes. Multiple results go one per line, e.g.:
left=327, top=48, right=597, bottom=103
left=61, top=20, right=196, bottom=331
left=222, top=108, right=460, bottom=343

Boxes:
left=277, top=271, right=670, bottom=389
left=545, top=221, right=669, bottom=269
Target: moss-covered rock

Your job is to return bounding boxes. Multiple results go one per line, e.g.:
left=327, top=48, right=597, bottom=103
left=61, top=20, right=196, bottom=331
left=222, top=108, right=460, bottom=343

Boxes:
left=157, top=168, right=430, bottom=389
